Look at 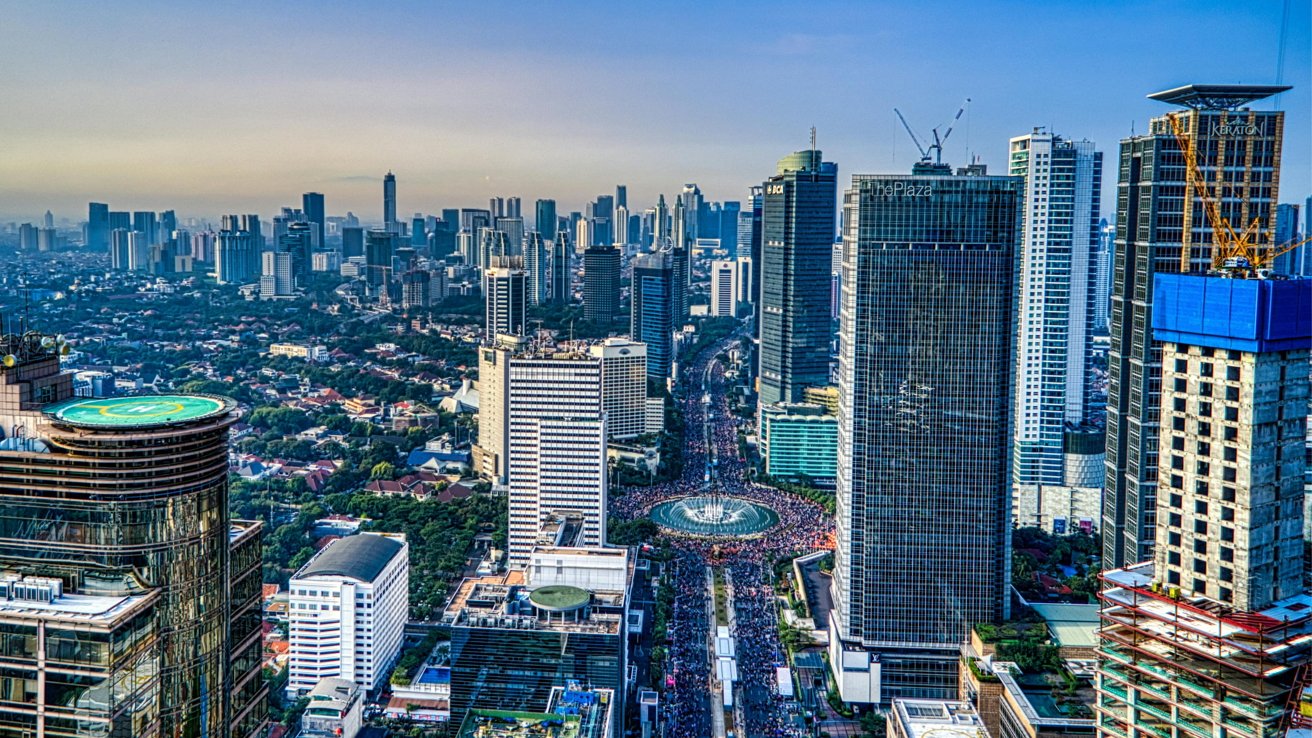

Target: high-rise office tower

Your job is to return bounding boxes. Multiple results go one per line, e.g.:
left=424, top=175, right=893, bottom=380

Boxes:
left=342, top=225, right=364, bottom=258
left=615, top=184, right=627, bottom=209
left=87, top=201, right=109, bottom=251
left=1095, top=273, right=1310, bottom=738
left=507, top=196, right=521, bottom=219
left=590, top=195, right=614, bottom=247
left=160, top=209, right=176, bottom=237
left=591, top=337, right=649, bottom=439
left=631, top=253, right=677, bottom=379
left=549, top=231, right=571, bottom=304
left=479, top=227, right=511, bottom=268
left=365, top=229, right=396, bottom=296
left=671, top=198, right=687, bottom=251
left=279, top=221, right=313, bottom=286
left=484, top=257, right=527, bottom=340
left=42, top=210, right=53, bottom=229
left=411, top=213, right=426, bottom=247
left=133, top=210, right=159, bottom=246
left=758, top=149, right=838, bottom=408
left=37, top=227, right=56, bottom=253
left=829, top=167, right=1022, bottom=704
left=583, top=245, right=621, bottom=325
left=260, top=250, right=294, bottom=299
left=709, top=259, right=740, bottom=317
left=654, top=194, right=670, bottom=248
left=1272, top=201, right=1305, bottom=275
left=679, top=183, right=703, bottom=244
left=524, top=231, right=548, bottom=306
left=302, top=192, right=325, bottom=249
left=18, top=223, right=37, bottom=251
left=670, top=245, right=689, bottom=321
left=536, top=199, right=558, bottom=241
left=1009, top=130, right=1103, bottom=487
left=0, top=337, right=267, bottom=738
left=108, top=210, right=131, bottom=233
left=613, top=204, right=629, bottom=247
left=494, top=216, right=524, bottom=253
left=383, top=171, right=397, bottom=233
left=477, top=343, right=609, bottom=567
left=1103, top=84, right=1287, bottom=569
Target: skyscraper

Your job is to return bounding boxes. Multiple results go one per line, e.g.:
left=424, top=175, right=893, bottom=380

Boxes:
left=535, top=198, right=558, bottom=241
left=133, top=210, right=159, bottom=246
left=383, top=171, right=397, bottom=233
left=1103, top=84, right=1287, bottom=569
left=0, top=336, right=267, bottom=738
left=631, top=253, right=676, bottom=379
left=216, top=222, right=259, bottom=284
left=365, top=229, right=396, bottom=294
left=484, top=257, right=527, bottom=339
left=829, top=167, right=1022, bottom=704
left=342, top=225, right=364, bottom=258
left=549, top=231, right=572, bottom=304
left=1272, top=201, right=1305, bottom=275
left=758, top=149, right=837, bottom=408
left=87, top=201, right=109, bottom=251
left=302, top=192, right=325, bottom=249
left=525, top=231, right=548, bottom=306
left=1095, top=218, right=1114, bottom=331
left=478, top=344, right=608, bottom=567
left=583, top=245, right=621, bottom=325
left=1094, top=273, right=1310, bottom=738
left=279, top=220, right=313, bottom=286
left=1009, top=130, right=1103, bottom=488
left=411, top=213, right=427, bottom=247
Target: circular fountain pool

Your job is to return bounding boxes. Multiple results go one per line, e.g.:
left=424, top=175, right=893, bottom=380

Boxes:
left=647, top=495, right=779, bottom=537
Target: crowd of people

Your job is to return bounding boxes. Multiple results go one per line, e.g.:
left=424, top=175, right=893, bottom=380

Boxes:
left=621, top=334, right=825, bottom=737
left=666, top=554, right=712, bottom=738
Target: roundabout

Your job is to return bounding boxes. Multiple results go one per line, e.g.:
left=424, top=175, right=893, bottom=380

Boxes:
left=648, top=495, right=779, bottom=537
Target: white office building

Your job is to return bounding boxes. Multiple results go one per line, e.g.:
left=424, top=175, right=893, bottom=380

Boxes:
left=590, top=338, right=649, bottom=439
left=709, top=259, right=740, bottom=317
left=477, top=344, right=608, bottom=568
left=1008, top=130, right=1102, bottom=487
left=287, top=533, right=409, bottom=697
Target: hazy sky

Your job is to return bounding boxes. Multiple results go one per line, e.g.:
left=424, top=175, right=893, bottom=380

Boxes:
left=1, top=0, right=1308, bottom=224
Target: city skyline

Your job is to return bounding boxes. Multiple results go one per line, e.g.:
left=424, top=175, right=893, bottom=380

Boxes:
left=1, top=1, right=1308, bottom=220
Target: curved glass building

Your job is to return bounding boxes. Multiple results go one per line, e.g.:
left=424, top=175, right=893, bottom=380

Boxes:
left=0, top=332, right=266, bottom=738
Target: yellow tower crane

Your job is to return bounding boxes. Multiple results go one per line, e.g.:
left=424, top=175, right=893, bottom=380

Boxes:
left=1166, top=111, right=1310, bottom=276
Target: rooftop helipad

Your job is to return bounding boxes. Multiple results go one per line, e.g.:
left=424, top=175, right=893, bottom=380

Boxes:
left=45, top=395, right=234, bottom=429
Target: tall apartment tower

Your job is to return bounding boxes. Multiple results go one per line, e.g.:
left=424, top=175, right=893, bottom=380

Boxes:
left=1095, top=273, right=1310, bottom=738
left=478, top=344, right=609, bottom=568
left=383, top=171, right=397, bottom=233
left=1103, top=84, right=1287, bottom=569
left=758, top=149, right=837, bottom=408
left=484, top=257, right=527, bottom=340
left=583, top=245, right=621, bottom=325
left=0, top=334, right=267, bottom=738
left=1095, top=218, right=1115, bottom=331
left=1009, top=130, right=1103, bottom=486
left=829, top=167, right=1023, bottom=705
left=631, top=252, right=677, bottom=379
left=216, top=222, right=259, bottom=284
left=549, top=231, right=572, bottom=304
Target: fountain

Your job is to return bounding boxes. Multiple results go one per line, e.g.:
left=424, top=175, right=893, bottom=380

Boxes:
left=648, top=493, right=779, bottom=537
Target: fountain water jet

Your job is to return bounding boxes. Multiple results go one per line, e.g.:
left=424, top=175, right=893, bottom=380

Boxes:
left=647, top=495, right=779, bottom=537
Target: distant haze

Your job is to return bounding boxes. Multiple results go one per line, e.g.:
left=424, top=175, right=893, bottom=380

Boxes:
left=1, top=0, right=1308, bottom=222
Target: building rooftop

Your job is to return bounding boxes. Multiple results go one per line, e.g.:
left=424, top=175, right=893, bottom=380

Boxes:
left=44, top=394, right=234, bottom=429
left=295, top=533, right=405, bottom=583
left=0, top=585, right=158, bottom=628
left=1147, top=84, right=1292, bottom=110
left=444, top=573, right=624, bottom=635
left=890, top=699, right=989, bottom=738
left=995, top=667, right=1094, bottom=727
left=1029, top=602, right=1100, bottom=649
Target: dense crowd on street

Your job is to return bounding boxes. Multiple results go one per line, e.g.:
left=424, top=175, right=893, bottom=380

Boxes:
left=625, top=334, right=824, bottom=736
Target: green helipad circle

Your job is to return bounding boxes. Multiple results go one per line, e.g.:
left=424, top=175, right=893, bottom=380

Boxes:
left=528, top=585, right=590, bottom=612
left=45, top=394, right=234, bottom=429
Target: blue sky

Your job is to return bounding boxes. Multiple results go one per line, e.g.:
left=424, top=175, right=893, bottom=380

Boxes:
left=0, top=0, right=1307, bottom=222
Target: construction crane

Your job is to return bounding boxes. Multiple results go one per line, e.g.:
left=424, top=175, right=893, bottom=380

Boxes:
left=1166, top=111, right=1310, bottom=275
left=894, top=99, right=970, bottom=167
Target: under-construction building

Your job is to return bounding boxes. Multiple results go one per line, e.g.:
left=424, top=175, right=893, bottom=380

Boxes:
left=1095, top=273, right=1311, bottom=738
left=0, top=330, right=267, bottom=738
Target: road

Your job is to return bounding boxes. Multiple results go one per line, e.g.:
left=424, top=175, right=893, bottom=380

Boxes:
left=652, top=333, right=809, bottom=738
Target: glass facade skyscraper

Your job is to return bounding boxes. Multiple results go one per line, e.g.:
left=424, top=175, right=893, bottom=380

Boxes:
left=631, top=253, right=676, bottom=379
left=1102, top=85, right=1286, bottom=569
left=582, top=246, right=621, bottom=325
left=829, top=168, right=1021, bottom=705
left=758, top=149, right=837, bottom=408
left=535, top=198, right=558, bottom=241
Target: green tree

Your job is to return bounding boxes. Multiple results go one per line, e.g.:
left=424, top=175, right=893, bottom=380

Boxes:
left=370, top=461, right=396, bottom=479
